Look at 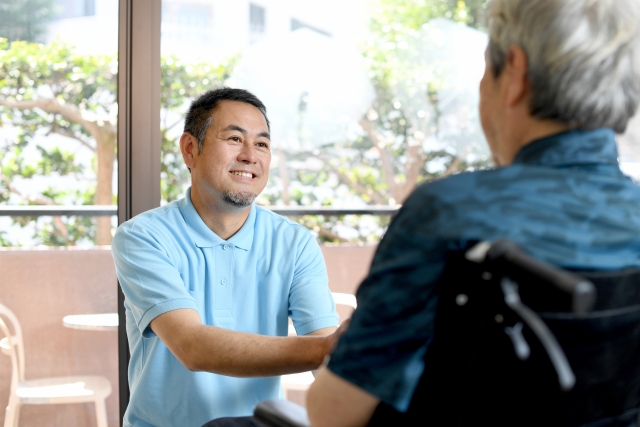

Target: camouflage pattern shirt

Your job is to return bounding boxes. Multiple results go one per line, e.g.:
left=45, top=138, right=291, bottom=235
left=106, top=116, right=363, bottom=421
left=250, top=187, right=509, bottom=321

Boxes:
left=328, top=128, right=640, bottom=412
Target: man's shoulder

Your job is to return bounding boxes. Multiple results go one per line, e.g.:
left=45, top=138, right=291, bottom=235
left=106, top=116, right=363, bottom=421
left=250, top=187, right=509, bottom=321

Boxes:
left=393, top=166, right=548, bottom=240
left=405, top=164, right=596, bottom=208
left=113, top=200, right=186, bottom=245
left=254, top=205, right=315, bottom=236
left=406, top=168, right=503, bottom=208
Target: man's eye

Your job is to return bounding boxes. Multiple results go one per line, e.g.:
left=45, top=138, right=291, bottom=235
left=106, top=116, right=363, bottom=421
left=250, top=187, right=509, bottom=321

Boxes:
left=230, top=136, right=241, bottom=142
left=257, top=142, right=269, bottom=148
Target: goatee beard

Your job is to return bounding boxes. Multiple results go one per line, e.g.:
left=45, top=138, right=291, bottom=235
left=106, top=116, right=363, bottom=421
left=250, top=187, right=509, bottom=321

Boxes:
left=222, top=191, right=257, bottom=208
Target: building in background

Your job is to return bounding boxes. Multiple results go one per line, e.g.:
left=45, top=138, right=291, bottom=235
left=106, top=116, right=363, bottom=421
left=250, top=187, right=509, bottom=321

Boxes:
left=48, top=0, right=365, bottom=62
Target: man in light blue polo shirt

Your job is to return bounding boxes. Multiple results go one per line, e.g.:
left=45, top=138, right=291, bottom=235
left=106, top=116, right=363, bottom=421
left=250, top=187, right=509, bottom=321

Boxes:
left=112, top=88, right=340, bottom=427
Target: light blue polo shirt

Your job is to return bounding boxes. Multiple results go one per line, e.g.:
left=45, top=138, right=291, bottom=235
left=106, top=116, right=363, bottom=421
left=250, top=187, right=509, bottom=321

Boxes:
left=111, top=189, right=339, bottom=427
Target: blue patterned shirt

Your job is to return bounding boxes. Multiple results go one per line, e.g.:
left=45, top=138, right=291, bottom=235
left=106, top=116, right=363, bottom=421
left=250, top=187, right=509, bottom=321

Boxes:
left=328, top=129, right=640, bottom=412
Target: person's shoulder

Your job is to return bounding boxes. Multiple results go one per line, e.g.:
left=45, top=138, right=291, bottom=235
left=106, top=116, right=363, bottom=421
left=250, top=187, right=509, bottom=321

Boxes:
left=255, top=205, right=313, bottom=232
left=406, top=168, right=505, bottom=208
left=113, top=200, right=185, bottom=245
left=254, top=205, right=318, bottom=249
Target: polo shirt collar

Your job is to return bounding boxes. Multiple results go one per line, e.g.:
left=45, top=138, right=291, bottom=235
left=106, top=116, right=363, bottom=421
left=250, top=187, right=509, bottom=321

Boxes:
left=512, top=128, right=619, bottom=167
left=227, top=204, right=255, bottom=251
left=179, top=188, right=255, bottom=250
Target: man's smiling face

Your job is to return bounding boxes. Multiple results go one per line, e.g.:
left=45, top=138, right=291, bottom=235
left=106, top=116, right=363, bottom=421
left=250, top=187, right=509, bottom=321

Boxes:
left=189, top=100, right=271, bottom=209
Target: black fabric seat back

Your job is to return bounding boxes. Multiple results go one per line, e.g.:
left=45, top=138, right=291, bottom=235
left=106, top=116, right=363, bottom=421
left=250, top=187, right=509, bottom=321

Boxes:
left=369, top=250, right=640, bottom=427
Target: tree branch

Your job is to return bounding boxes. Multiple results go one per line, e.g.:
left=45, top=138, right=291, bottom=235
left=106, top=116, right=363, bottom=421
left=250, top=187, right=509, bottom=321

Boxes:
left=442, top=156, right=461, bottom=178
left=359, top=118, right=402, bottom=203
left=0, top=96, right=116, bottom=137
left=0, top=175, right=70, bottom=240
left=48, top=127, right=96, bottom=152
left=318, top=227, right=349, bottom=243
left=322, top=160, right=387, bottom=205
left=0, top=175, right=52, bottom=205
left=164, top=118, right=184, bottom=133
left=399, top=140, right=426, bottom=202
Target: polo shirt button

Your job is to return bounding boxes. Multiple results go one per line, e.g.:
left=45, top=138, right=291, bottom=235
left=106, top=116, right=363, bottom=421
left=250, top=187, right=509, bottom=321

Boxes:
left=223, top=244, right=229, bottom=250
left=221, top=278, right=227, bottom=285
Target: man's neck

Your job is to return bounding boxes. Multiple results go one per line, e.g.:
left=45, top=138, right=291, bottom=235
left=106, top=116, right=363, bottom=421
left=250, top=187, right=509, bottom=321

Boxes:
left=190, top=188, right=251, bottom=240
left=497, top=117, right=570, bottom=166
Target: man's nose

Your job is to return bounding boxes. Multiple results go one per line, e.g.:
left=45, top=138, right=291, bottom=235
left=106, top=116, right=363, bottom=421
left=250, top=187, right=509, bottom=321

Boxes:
left=237, top=141, right=257, bottom=163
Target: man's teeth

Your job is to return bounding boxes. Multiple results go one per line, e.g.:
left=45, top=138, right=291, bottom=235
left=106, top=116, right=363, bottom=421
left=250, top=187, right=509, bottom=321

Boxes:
left=233, top=171, right=252, bottom=178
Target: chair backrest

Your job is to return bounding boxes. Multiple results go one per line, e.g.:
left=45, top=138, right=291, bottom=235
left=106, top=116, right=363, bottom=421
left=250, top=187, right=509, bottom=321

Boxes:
left=368, top=242, right=640, bottom=427
left=0, top=304, right=26, bottom=390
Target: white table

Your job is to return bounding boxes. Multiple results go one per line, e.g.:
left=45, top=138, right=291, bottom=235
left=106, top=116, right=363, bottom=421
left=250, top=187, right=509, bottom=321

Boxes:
left=62, top=313, right=118, bottom=331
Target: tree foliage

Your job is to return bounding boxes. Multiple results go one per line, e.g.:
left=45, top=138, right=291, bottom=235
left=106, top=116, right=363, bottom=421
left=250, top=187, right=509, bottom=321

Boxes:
left=0, top=0, right=55, bottom=43
left=0, top=38, right=117, bottom=245
left=268, top=0, right=491, bottom=243
left=0, top=0, right=491, bottom=246
left=0, top=38, right=231, bottom=246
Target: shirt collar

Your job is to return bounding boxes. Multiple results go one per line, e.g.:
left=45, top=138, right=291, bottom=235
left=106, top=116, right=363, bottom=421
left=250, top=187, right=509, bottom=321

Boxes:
left=179, top=188, right=255, bottom=250
left=512, top=128, right=619, bottom=167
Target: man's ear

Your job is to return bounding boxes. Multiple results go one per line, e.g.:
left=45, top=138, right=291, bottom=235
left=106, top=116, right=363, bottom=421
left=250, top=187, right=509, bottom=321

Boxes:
left=504, top=45, right=530, bottom=108
left=180, top=132, right=198, bottom=170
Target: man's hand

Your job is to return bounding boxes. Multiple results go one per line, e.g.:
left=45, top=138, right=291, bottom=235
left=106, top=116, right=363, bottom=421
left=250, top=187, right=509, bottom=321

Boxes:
left=316, top=318, right=350, bottom=353
left=331, top=318, right=350, bottom=347
left=150, top=308, right=335, bottom=377
left=306, top=318, right=349, bottom=349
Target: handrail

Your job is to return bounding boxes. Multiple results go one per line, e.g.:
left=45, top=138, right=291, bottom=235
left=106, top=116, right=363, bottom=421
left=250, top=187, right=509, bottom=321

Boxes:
left=0, top=206, right=118, bottom=216
left=0, top=205, right=401, bottom=217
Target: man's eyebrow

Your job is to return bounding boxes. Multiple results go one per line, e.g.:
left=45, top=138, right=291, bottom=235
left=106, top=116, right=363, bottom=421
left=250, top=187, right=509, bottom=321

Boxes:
left=222, top=124, right=247, bottom=134
left=222, top=125, right=270, bottom=140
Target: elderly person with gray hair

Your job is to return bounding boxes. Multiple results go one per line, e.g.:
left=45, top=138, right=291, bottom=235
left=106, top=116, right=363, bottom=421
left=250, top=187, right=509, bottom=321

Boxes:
left=306, top=0, right=640, bottom=426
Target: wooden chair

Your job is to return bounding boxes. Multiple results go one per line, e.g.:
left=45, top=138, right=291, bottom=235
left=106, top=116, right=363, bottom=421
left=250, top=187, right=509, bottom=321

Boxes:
left=0, top=303, right=112, bottom=427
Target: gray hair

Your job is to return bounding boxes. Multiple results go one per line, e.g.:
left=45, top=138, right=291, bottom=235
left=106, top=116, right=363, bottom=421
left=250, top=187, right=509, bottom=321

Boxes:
left=485, top=0, right=640, bottom=133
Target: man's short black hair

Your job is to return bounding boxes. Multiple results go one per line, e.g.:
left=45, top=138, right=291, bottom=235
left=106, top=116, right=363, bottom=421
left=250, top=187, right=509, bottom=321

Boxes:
left=183, top=87, right=270, bottom=152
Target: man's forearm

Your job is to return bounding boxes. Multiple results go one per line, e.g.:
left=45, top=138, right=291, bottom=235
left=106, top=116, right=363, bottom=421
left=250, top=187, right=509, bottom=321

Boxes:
left=187, top=325, right=333, bottom=376
left=151, top=308, right=334, bottom=376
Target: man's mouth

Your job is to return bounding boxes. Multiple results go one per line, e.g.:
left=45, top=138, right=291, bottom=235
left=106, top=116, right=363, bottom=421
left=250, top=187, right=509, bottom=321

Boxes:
left=231, top=171, right=255, bottom=178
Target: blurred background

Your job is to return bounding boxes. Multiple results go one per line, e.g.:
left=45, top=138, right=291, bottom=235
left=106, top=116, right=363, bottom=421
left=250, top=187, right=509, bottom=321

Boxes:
left=2, top=0, right=639, bottom=247
left=2, top=1, right=640, bottom=425
left=0, top=0, right=497, bottom=247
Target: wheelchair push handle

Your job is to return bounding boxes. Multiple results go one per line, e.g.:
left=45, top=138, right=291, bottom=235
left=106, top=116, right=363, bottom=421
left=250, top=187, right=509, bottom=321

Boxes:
left=486, top=240, right=596, bottom=315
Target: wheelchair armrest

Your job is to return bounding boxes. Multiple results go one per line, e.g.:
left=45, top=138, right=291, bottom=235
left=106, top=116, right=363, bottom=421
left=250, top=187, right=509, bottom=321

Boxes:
left=252, top=399, right=311, bottom=427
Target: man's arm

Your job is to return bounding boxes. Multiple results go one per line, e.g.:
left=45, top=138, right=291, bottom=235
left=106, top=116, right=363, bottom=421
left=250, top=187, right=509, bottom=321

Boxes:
left=307, top=368, right=379, bottom=427
left=150, top=308, right=340, bottom=376
left=306, top=327, right=337, bottom=336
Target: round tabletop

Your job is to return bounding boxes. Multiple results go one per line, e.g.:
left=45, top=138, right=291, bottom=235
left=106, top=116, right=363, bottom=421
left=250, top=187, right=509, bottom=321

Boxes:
left=63, top=313, right=118, bottom=331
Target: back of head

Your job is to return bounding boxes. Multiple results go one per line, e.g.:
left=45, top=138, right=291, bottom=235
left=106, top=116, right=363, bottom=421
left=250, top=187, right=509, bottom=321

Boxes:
left=485, top=0, right=640, bottom=133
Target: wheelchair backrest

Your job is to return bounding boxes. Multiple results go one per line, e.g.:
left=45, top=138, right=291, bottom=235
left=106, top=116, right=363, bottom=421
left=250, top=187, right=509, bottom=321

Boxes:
left=369, top=243, right=640, bottom=427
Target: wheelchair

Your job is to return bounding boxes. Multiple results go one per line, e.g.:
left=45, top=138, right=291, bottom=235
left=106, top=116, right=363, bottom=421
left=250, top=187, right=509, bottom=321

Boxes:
left=251, top=240, right=640, bottom=427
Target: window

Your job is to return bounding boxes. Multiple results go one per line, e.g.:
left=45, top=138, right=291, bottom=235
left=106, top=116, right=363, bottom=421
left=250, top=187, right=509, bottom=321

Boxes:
left=249, top=3, right=266, bottom=44
left=54, top=0, right=96, bottom=19
left=161, top=3, right=213, bottom=48
left=177, top=5, right=209, bottom=27
left=291, top=18, right=331, bottom=37
left=0, top=0, right=118, bottom=423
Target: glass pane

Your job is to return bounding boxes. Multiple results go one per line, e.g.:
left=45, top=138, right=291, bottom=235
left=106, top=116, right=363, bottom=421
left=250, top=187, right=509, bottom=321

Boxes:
left=159, top=0, right=491, bottom=245
left=159, top=0, right=490, bottom=410
left=0, top=0, right=119, bottom=425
